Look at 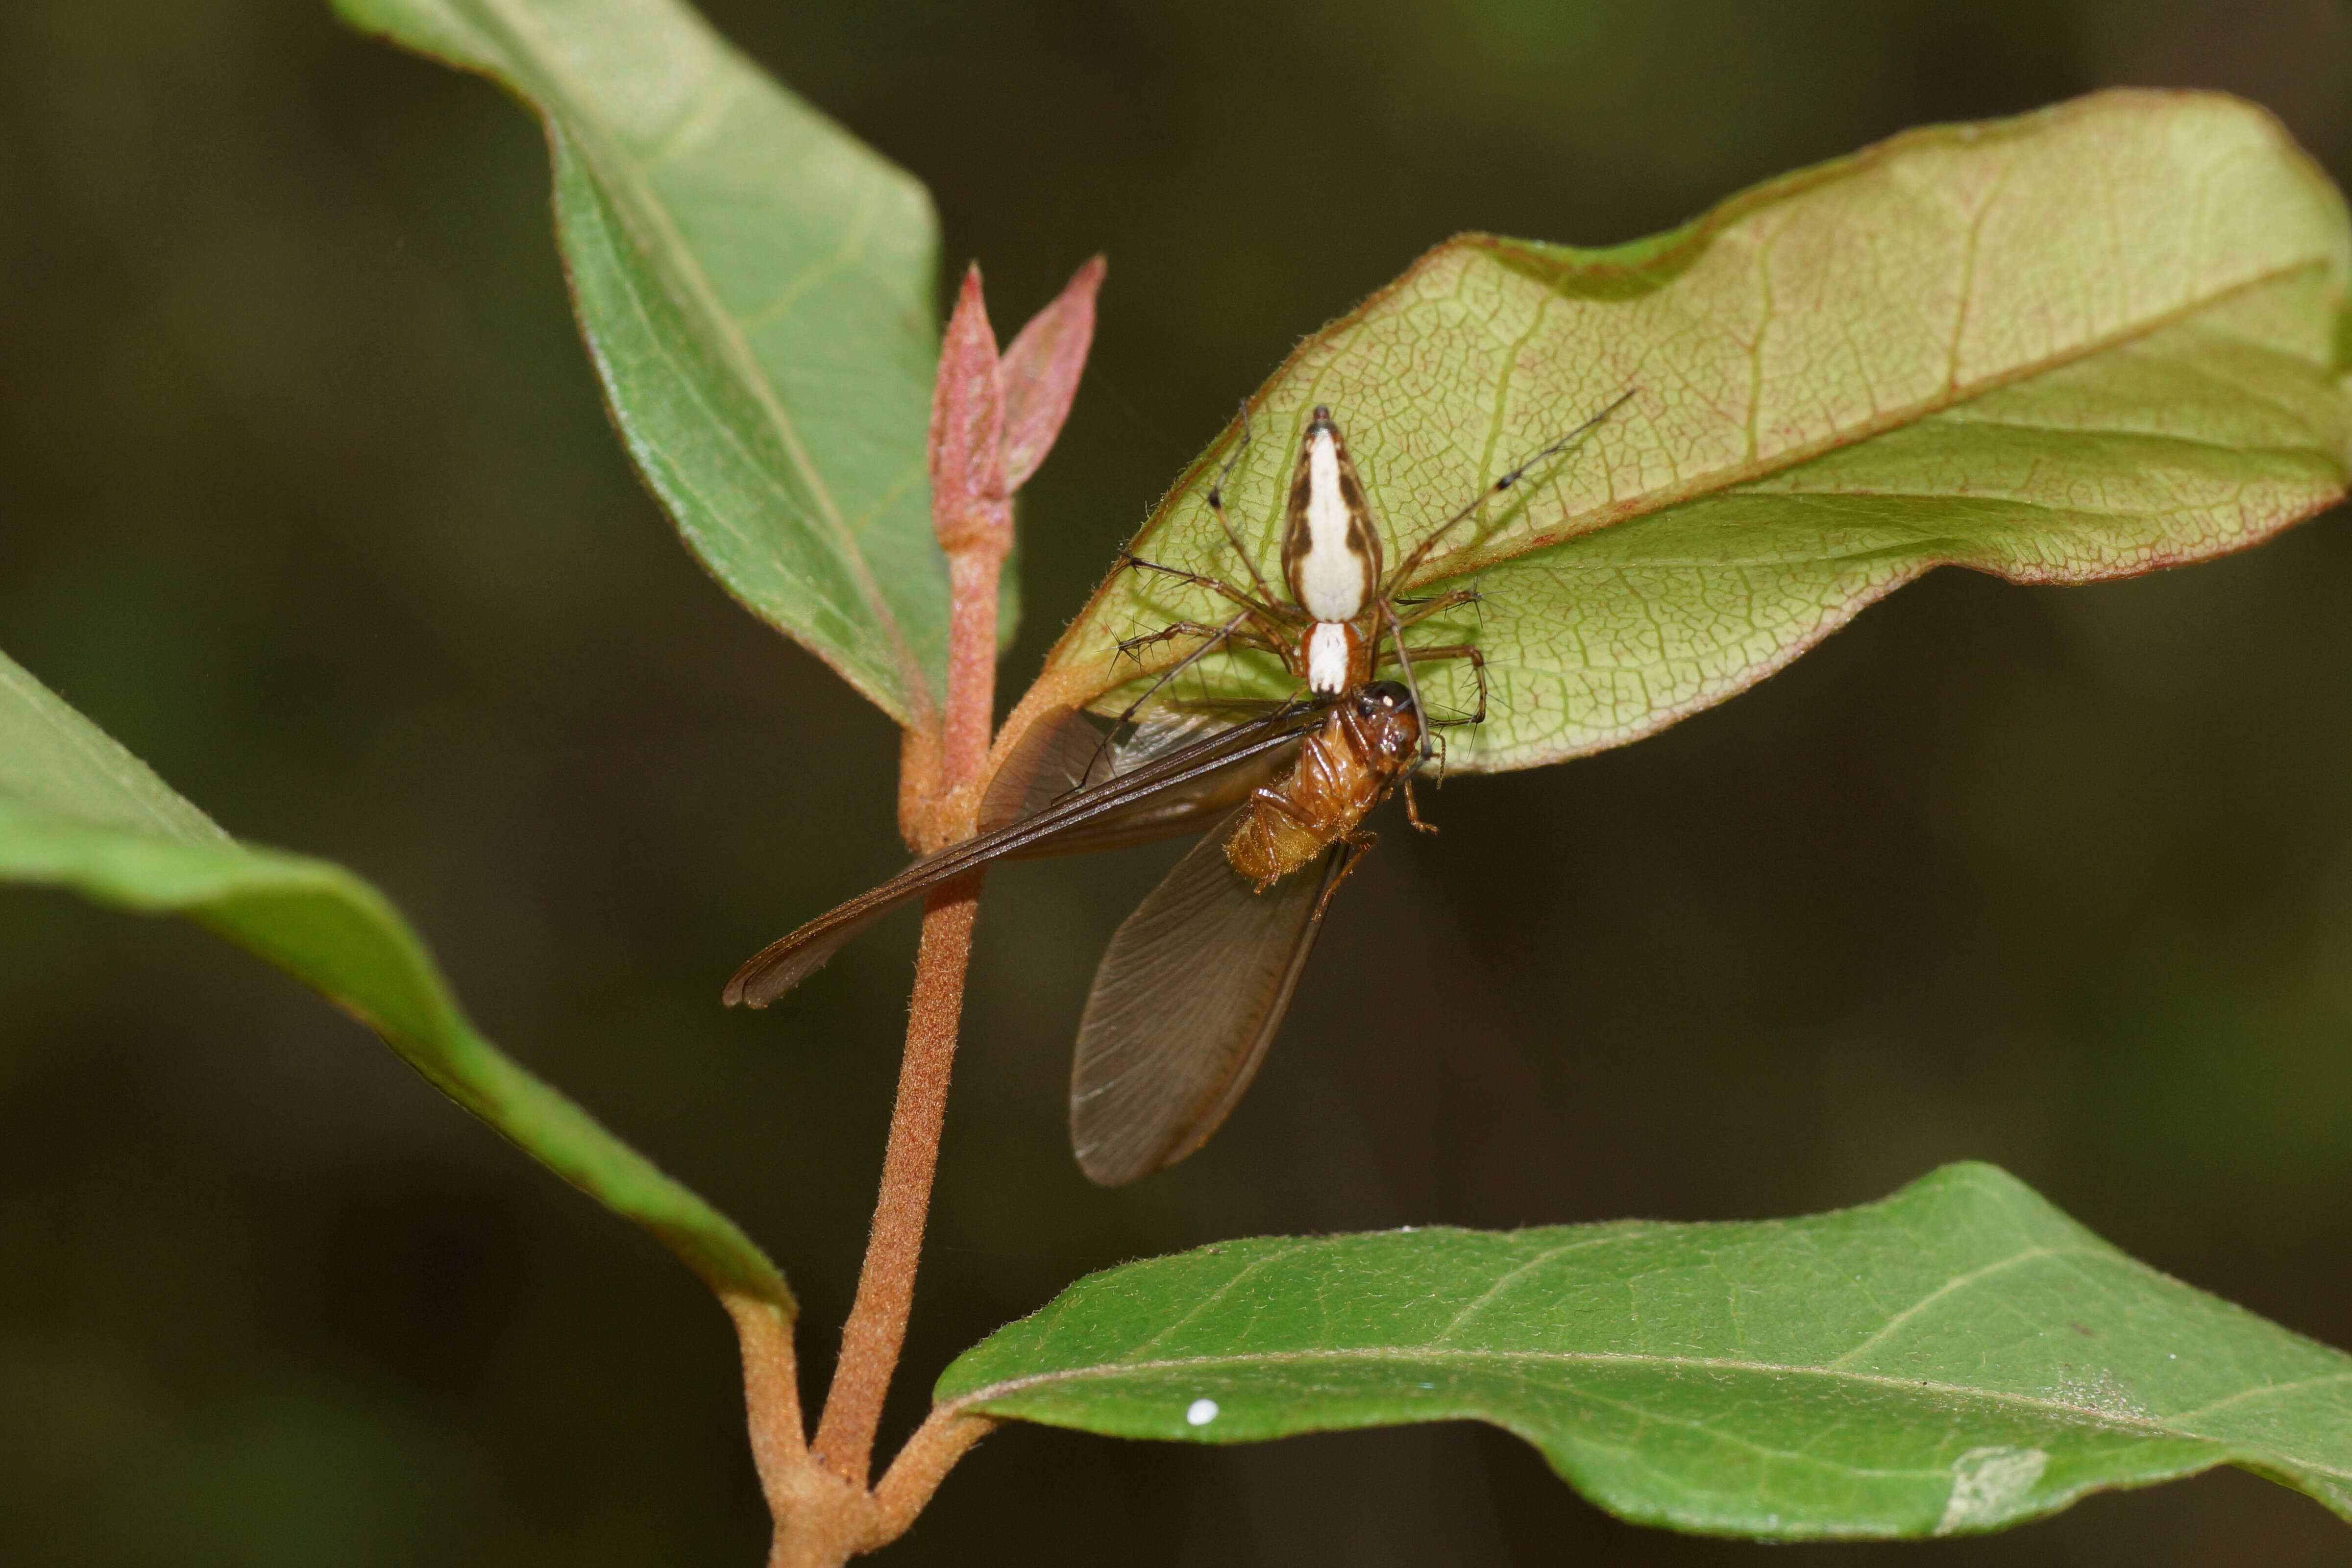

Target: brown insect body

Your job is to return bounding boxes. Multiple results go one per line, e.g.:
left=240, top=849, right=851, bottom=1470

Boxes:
left=1225, top=682, right=1421, bottom=888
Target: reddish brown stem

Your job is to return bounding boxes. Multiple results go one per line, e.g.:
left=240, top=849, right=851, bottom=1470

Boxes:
left=726, top=1294, right=861, bottom=1568
left=870, top=1408, right=1000, bottom=1540
left=747, top=258, right=1095, bottom=1563
left=727, top=1294, right=807, bottom=1494
left=809, top=881, right=981, bottom=1482
left=942, top=544, right=1009, bottom=792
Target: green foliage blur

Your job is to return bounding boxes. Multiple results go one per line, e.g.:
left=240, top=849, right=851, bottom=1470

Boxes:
left=3, top=0, right=2351, bottom=1563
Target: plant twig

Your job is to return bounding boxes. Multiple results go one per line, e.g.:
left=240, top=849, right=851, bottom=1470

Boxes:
left=726, top=1293, right=807, bottom=1496
left=749, top=257, right=1099, bottom=1562
left=725, top=1293, right=863, bottom=1568
left=809, top=879, right=981, bottom=1482
left=871, top=1408, right=1001, bottom=1540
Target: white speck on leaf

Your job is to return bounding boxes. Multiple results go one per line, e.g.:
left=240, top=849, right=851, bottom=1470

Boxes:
left=1936, top=1446, right=2048, bottom=1535
left=2048, top=1370, right=2148, bottom=1420
left=1185, top=1398, right=1219, bottom=1427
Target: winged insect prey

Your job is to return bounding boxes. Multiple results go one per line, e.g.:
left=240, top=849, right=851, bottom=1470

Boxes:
left=726, top=396, right=1632, bottom=1178
left=720, top=697, right=1333, bottom=1008
left=1071, top=679, right=1423, bottom=1185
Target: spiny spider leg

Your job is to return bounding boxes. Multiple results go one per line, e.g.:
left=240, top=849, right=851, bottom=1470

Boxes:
left=1203, top=405, right=1283, bottom=609
left=1114, top=620, right=1283, bottom=664
left=1377, top=598, right=1439, bottom=762
left=1392, top=586, right=1481, bottom=629
left=1384, top=641, right=1487, bottom=728
left=1102, top=608, right=1293, bottom=751
left=1388, top=386, right=1638, bottom=589
left=1118, top=548, right=1294, bottom=625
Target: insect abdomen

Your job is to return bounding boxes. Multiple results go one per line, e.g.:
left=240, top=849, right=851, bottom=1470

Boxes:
left=1224, top=721, right=1381, bottom=888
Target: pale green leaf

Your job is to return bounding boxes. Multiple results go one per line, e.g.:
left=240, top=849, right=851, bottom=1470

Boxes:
left=334, top=0, right=950, bottom=724
left=0, top=649, right=789, bottom=1312
left=1027, top=91, right=2352, bottom=771
left=939, top=1162, right=2352, bottom=1540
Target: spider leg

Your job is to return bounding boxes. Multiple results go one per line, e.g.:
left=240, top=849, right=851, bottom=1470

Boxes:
left=1204, top=408, right=1284, bottom=610
left=1379, top=641, right=1488, bottom=728
left=1379, top=601, right=1440, bottom=761
left=1119, top=549, right=1293, bottom=624
left=1392, top=586, right=1482, bottom=628
left=1115, top=620, right=1282, bottom=664
left=1103, top=608, right=1289, bottom=744
left=1387, top=386, right=1639, bottom=588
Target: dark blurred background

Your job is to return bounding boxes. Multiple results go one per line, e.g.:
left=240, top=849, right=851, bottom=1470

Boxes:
left=5, top=0, right=2352, bottom=1563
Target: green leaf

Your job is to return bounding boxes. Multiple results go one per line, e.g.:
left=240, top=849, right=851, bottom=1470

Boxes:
left=939, top=1162, right=2351, bottom=1540
left=0, top=650, right=790, bottom=1313
left=1027, top=91, right=2352, bottom=771
left=333, top=0, right=949, bottom=726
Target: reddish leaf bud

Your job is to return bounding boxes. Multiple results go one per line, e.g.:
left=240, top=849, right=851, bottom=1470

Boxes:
left=928, top=264, right=1009, bottom=557
left=999, top=255, right=1103, bottom=491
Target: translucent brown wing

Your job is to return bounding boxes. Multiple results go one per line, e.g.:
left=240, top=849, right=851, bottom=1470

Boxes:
left=723, top=702, right=1325, bottom=1008
left=976, top=704, right=1302, bottom=855
left=1069, top=810, right=1358, bottom=1186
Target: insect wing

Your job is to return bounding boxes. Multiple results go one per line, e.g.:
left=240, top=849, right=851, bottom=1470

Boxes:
left=719, top=895, right=904, bottom=1006
left=977, top=705, right=1123, bottom=823
left=724, top=703, right=1327, bottom=1008
left=1070, top=810, right=1356, bottom=1185
left=978, top=705, right=1301, bottom=857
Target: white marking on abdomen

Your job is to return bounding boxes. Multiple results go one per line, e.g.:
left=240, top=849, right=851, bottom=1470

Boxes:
left=1305, top=621, right=1352, bottom=693
left=1295, top=430, right=1369, bottom=620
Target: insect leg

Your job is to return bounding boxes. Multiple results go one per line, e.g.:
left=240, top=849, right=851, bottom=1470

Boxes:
left=1249, top=785, right=1322, bottom=831
left=1313, top=838, right=1372, bottom=917
left=1398, top=772, right=1438, bottom=833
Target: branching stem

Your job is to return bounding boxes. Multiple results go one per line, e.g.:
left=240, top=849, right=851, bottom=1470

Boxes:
left=727, top=256, right=1095, bottom=1566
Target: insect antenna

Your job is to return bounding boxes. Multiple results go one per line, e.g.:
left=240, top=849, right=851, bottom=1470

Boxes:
left=1388, top=386, right=1638, bottom=588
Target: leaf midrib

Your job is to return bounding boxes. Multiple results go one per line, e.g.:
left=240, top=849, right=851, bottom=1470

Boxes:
left=947, top=1345, right=2352, bottom=1475
left=1074, top=256, right=2332, bottom=718
left=1400, top=256, right=2334, bottom=591
left=0, top=661, right=225, bottom=844
left=465, top=0, right=933, bottom=716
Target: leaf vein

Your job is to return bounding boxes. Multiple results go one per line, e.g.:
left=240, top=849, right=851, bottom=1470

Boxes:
left=949, top=1346, right=2352, bottom=1477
